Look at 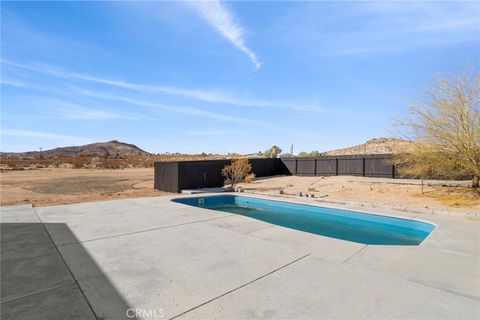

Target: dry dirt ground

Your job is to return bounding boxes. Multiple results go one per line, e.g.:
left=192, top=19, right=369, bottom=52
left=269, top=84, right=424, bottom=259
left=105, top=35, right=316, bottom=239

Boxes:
left=237, top=176, right=480, bottom=215
left=0, top=168, right=167, bottom=206
left=1, top=169, right=479, bottom=214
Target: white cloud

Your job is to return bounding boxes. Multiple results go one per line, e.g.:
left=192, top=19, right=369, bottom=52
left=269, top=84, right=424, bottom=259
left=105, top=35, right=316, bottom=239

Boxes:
left=41, top=100, right=145, bottom=120
left=3, top=60, right=327, bottom=112
left=0, top=79, right=29, bottom=88
left=65, top=85, right=272, bottom=127
left=188, top=0, right=261, bottom=70
left=276, top=1, right=480, bottom=56
left=0, top=73, right=279, bottom=127
left=2, top=129, right=91, bottom=144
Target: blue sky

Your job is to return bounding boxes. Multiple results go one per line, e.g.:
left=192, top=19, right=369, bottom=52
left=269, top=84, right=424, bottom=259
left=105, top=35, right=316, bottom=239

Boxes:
left=1, top=1, right=479, bottom=154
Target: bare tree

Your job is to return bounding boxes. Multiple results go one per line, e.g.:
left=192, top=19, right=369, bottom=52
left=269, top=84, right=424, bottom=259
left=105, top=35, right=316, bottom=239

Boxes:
left=222, top=158, right=252, bottom=188
left=393, top=71, right=480, bottom=187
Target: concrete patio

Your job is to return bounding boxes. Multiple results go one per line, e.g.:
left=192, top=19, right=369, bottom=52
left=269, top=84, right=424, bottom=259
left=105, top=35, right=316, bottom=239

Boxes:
left=1, top=194, right=479, bottom=319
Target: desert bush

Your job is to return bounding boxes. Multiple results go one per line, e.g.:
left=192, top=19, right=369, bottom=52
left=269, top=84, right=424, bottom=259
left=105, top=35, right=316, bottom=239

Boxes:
left=297, top=151, right=325, bottom=157
left=245, top=173, right=256, bottom=183
left=97, top=158, right=128, bottom=169
left=72, top=158, right=85, bottom=169
left=6, top=161, right=18, bottom=169
left=222, top=158, right=252, bottom=187
left=0, top=153, right=229, bottom=170
left=393, top=70, right=480, bottom=187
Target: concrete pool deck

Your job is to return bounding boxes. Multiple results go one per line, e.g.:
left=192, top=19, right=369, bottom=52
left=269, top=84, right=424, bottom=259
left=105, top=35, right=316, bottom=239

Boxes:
left=1, top=193, right=479, bottom=319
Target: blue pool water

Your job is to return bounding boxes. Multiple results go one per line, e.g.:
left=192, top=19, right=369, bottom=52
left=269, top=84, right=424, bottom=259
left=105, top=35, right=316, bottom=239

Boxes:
left=173, top=195, right=435, bottom=245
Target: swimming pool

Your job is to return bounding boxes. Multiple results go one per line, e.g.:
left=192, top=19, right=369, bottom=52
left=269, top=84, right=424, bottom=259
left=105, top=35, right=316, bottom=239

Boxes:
left=173, top=195, right=435, bottom=245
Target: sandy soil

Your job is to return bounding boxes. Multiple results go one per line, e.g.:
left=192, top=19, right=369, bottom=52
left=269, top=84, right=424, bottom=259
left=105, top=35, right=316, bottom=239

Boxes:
left=0, top=168, right=168, bottom=207
left=1, top=168, right=479, bottom=214
left=237, top=176, right=480, bottom=214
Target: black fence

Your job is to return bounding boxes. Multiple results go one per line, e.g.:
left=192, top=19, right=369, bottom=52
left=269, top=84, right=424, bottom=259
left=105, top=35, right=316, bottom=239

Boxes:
left=154, top=154, right=395, bottom=192
left=154, top=158, right=289, bottom=192
left=282, top=154, right=396, bottom=178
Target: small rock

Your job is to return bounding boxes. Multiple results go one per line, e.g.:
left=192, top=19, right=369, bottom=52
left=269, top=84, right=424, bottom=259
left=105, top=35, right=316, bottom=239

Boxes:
left=279, top=190, right=284, bottom=194
left=297, top=192, right=303, bottom=197
left=310, top=194, right=315, bottom=198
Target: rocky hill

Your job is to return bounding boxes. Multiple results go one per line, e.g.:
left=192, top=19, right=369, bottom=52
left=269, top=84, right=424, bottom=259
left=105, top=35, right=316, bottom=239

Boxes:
left=324, top=137, right=413, bottom=156
left=1, top=140, right=151, bottom=158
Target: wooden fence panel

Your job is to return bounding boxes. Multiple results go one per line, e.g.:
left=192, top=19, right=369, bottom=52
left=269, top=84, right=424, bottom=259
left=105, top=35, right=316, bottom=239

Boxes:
left=296, top=159, right=316, bottom=176
left=337, top=158, right=364, bottom=176
left=316, top=159, right=337, bottom=176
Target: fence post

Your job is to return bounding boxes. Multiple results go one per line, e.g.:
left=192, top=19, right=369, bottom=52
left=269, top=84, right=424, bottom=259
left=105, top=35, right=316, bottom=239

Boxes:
left=392, top=163, right=395, bottom=179
left=362, top=157, right=366, bottom=177
left=335, top=158, right=338, bottom=176
left=314, top=159, right=317, bottom=176
left=294, top=158, right=298, bottom=175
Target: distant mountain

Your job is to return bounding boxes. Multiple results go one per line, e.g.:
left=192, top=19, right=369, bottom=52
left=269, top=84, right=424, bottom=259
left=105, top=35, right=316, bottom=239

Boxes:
left=1, top=140, right=151, bottom=158
left=324, top=137, right=413, bottom=156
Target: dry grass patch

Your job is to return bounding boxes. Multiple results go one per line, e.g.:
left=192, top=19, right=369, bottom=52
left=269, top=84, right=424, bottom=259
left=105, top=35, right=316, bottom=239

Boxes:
left=0, top=167, right=169, bottom=206
left=26, top=177, right=136, bottom=195
left=419, top=187, right=480, bottom=208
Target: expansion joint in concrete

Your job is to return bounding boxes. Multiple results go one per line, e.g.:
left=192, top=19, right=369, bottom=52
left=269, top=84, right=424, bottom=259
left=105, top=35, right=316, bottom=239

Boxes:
left=243, top=225, right=277, bottom=235
left=0, top=283, right=73, bottom=305
left=56, top=215, right=234, bottom=247
left=342, top=244, right=368, bottom=263
left=32, top=207, right=99, bottom=320
left=169, top=254, right=311, bottom=320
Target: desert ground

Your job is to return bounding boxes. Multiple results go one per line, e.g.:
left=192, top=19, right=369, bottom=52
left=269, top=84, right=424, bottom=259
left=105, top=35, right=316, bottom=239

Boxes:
left=1, top=168, right=479, bottom=214
left=237, top=175, right=480, bottom=215
left=0, top=167, right=166, bottom=206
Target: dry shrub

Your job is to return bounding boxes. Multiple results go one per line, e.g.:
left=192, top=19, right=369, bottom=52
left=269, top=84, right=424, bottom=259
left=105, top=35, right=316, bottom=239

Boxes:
left=245, top=173, right=256, bottom=183
left=6, top=162, right=18, bottom=169
left=72, top=159, right=83, bottom=169
left=419, top=186, right=480, bottom=207
left=97, top=158, right=128, bottom=169
left=1, top=153, right=228, bottom=170
left=72, top=158, right=89, bottom=169
left=222, top=158, right=252, bottom=187
left=126, top=156, right=154, bottom=168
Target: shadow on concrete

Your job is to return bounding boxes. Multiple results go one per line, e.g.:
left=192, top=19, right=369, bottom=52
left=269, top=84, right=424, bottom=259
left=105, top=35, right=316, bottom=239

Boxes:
left=1, top=222, right=139, bottom=320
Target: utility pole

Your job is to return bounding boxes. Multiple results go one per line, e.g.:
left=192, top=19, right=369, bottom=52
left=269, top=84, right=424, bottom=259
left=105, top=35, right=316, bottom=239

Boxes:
left=39, top=147, right=43, bottom=159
